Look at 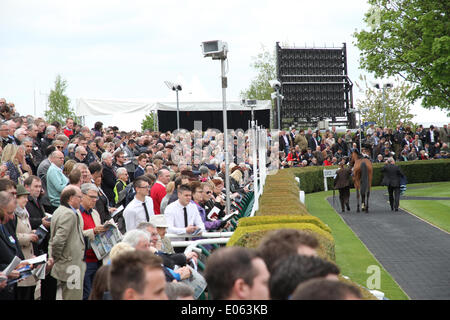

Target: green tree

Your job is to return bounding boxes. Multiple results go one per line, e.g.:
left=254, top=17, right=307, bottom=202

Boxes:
left=240, top=45, right=277, bottom=101
left=356, top=75, right=416, bottom=129
left=45, top=75, right=78, bottom=124
left=141, top=112, right=156, bottom=131
left=353, top=0, right=450, bottom=113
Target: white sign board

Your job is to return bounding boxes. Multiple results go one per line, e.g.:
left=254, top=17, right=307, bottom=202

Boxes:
left=323, top=169, right=338, bottom=178
left=323, top=169, right=338, bottom=191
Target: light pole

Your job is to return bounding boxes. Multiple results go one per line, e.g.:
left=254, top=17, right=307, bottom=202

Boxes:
left=164, top=81, right=182, bottom=131
left=374, top=82, right=393, bottom=128
left=243, top=99, right=257, bottom=129
left=201, top=40, right=231, bottom=215
left=269, top=80, right=282, bottom=129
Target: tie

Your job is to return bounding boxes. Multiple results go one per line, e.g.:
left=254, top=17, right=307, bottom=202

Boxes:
left=142, top=201, right=150, bottom=222
left=33, top=197, right=40, bottom=209
left=183, top=207, right=188, bottom=227
left=183, top=207, right=189, bottom=241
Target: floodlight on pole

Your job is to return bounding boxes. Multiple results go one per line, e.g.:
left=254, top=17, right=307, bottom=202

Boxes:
left=373, top=82, right=393, bottom=128
left=201, top=40, right=231, bottom=216
left=242, top=99, right=257, bottom=129
left=164, top=81, right=182, bottom=131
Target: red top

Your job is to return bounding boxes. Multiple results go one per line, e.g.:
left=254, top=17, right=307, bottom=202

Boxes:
left=323, top=160, right=333, bottom=166
left=150, top=182, right=166, bottom=215
left=63, top=127, right=73, bottom=138
left=81, top=209, right=98, bottom=263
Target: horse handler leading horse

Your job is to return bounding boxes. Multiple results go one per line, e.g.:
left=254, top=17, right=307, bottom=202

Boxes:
left=334, top=162, right=352, bottom=213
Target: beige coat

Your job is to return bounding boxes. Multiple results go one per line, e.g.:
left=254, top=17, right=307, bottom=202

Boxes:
left=15, top=207, right=37, bottom=287
left=49, top=205, right=86, bottom=283
left=294, top=134, right=308, bottom=152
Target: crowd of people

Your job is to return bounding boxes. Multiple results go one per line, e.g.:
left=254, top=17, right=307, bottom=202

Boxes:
left=278, top=123, right=450, bottom=168
left=0, top=96, right=260, bottom=300
left=1, top=96, right=444, bottom=301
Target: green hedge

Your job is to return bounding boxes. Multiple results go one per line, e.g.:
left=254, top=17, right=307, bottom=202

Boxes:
left=237, top=215, right=332, bottom=234
left=292, top=159, right=450, bottom=193
left=255, top=168, right=309, bottom=216
left=227, top=222, right=336, bottom=262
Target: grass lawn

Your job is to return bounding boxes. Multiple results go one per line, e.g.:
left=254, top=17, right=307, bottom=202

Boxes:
left=400, top=200, right=450, bottom=233
left=403, top=181, right=450, bottom=198
left=306, top=190, right=409, bottom=300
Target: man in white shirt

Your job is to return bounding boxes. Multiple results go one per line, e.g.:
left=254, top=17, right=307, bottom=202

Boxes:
left=123, top=176, right=154, bottom=232
left=164, top=185, right=205, bottom=252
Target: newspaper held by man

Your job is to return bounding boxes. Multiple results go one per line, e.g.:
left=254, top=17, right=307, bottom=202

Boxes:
left=90, top=219, right=123, bottom=260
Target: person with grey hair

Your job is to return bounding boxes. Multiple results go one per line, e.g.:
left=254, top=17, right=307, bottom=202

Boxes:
left=14, top=127, right=28, bottom=144
left=122, top=229, right=151, bottom=251
left=381, top=157, right=406, bottom=212
left=5, top=120, right=17, bottom=144
left=0, top=121, right=14, bottom=147
left=79, top=182, right=107, bottom=300
left=165, top=282, right=194, bottom=300
left=47, top=150, right=69, bottom=210
left=41, top=125, right=57, bottom=152
left=21, top=137, right=38, bottom=175
left=113, top=167, right=129, bottom=205
left=74, top=145, right=88, bottom=164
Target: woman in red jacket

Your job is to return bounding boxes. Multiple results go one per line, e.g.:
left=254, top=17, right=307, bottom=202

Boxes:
left=323, top=155, right=333, bottom=166
left=286, top=147, right=301, bottom=166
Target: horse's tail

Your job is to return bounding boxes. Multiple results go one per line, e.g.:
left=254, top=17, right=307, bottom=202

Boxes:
left=360, top=161, right=369, bottom=195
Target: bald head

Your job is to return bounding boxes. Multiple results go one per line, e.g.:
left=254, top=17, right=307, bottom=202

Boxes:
left=60, top=185, right=82, bottom=209
left=50, top=151, right=65, bottom=167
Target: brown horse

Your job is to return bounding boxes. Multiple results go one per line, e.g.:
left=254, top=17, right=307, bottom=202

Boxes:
left=350, top=150, right=373, bottom=213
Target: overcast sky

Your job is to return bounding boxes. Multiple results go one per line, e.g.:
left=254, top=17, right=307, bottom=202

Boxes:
left=1, top=0, right=448, bottom=130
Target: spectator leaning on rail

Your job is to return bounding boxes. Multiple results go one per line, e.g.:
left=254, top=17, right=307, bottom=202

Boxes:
left=164, top=184, right=206, bottom=252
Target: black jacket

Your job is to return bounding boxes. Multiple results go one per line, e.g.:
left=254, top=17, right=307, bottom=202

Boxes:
left=25, top=195, right=50, bottom=255
left=381, top=164, right=405, bottom=188
left=334, top=167, right=352, bottom=189
left=101, top=164, right=116, bottom=206
left=279, top=134, right=292, bottom=152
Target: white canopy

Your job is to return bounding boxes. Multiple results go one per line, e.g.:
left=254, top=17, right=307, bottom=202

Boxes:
left=76, top=98, right=271, bottom=116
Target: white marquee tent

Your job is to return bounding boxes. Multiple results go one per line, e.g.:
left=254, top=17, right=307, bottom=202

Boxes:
left=76, top=98, right=272, bottom=131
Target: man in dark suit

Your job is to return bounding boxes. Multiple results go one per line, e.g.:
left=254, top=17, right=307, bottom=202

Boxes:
left=425, top=125, right=439, bottom=147
left=381, top=158, right=405, bottom=212
left=308, top=132, right=320, bottom=151
left=279, top=130, right=292, bottom=156
left=334, top=162, right=352, bottom=212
